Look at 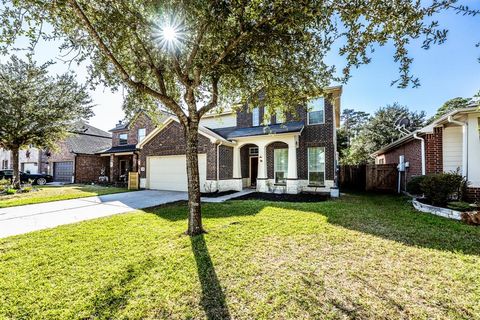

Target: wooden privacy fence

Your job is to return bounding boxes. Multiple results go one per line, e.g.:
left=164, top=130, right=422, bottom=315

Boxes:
left=339, top=164, right=398, bottom=193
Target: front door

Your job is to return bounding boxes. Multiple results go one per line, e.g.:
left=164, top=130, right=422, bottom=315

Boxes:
left=250, top=157, right=258, bottom=187
left=119, top=160, right=130, bottom=182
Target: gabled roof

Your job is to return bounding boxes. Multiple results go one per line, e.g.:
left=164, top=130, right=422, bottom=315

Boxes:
left=211, top=121, right=304, bottom=139
left=137, top=116, right=235, bottom=149
left=373, top=105, right=479, bottom=156
left=65, top=122, right=112, bottom=155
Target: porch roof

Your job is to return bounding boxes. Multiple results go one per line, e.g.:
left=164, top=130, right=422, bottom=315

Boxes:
left=211, top=121, right=304, bottom=140
left=98, top=144, right=138, bottom=155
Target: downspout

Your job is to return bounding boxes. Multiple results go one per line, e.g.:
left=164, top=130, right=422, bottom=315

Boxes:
left=447, top=116, right=468, bottom=178
left=216, top=141, right=223, bottom=192
left=413, top=132, right=426, bottom=175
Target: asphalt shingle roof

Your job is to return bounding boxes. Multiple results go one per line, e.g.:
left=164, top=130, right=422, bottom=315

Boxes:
left=98, top=144, right=137, bottom=154
left=211, top=121, right=304, bottom=140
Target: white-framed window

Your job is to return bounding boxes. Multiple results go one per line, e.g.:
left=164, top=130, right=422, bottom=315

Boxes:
left=138, top=128, right=146, bottom=142
left=1, top=160, right=8, bottom=169
left=308, top=147, right=325, bottom=186
left=307, top=97, right=325, bottom=125
left=275, top=110, right=286, bottom=124
left=249, top=147, right=259, bottom=156
left=274, top=148, right=288, bottom=184
left=252, top=107, right=260, bottom=126
left=119, top=133, right=128, bottom=145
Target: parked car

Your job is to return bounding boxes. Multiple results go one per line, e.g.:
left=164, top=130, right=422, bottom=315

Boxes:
left=0, top=170, right=53, bottom=185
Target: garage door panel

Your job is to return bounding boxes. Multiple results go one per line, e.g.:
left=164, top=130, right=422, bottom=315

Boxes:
left=54, top=161, right=74, bottom=183
left=148, top=154, right=207, bottom=192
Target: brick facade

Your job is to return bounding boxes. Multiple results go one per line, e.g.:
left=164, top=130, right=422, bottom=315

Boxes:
left=382, top=139, right=422, bottom=190
left=218, top=145, right=233, bottom=180
left=465, top=187, right=480, bottom=203
left=425, top=127, right=443, bottom=174
left=112, top=113, right=156, bottom=147
left=75, top=155, right=109, bottom=184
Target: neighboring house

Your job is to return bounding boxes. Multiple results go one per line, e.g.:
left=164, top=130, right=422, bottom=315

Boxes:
left=107, top=86, right=342, bottom=194
left=373, top=106, right=480, bottom=202
left=0, top=147, right=48, bottom=174
left=0, top=123, right=112, bottom=183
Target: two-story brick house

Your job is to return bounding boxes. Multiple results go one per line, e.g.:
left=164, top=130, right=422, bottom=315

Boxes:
left=123, top=86, right=342, bottom=194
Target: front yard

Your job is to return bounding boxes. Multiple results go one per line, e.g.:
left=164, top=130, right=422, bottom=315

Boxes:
left=1, top=194, right=479, bottom=319
left=0, top=185, right=128, bottom=208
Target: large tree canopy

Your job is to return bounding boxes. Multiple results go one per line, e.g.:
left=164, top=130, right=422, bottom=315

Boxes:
left=0, top=0, right=464, bottom=235
left=430, top=96, right=472, bottom=121
left=0, top=56, right=92, bottom=186
left=342, top=103, right=426, bottom=164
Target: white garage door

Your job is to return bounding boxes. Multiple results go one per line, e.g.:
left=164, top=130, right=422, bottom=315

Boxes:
left=147, top=154, right=207, bottom=192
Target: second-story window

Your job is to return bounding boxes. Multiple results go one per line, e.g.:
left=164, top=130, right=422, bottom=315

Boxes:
left=275, top=110, right=286, bottom=124
left=119, top=133, right=128, bottom=145
left=308, top=97, right=325, bottom=125
left=138, top=128, right=146, bottom=142
left=252, top=107, right=260, bottom=126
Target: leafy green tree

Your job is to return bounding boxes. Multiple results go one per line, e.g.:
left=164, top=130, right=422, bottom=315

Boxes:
left=344, top=103, right=426, bottom=164
left=430, top=97, right=471, bottom=121
left=0, top=56, right=92, bottom=187
left=0, top=0, right=459, bottom=235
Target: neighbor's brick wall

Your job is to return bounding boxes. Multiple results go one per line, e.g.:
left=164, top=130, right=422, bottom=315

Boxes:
left=383, top=139, right=422, bottom=181
left=139, top=121, right=217, bottom=180
left=425, top=127, right=443, bottom=174
left=48, top=140, right=75, bottom=163
left=266, top=142, right=288, bottom=180
left=465, top=187, right=480, bottom=203
left=75, top=155, right=109, bottom=183
left=112, top=113, right=156, bottom=147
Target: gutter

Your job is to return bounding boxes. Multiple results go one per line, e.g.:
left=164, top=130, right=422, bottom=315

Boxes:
left=447, top=116, right=468, bottom=178
left=413, top=132, right=426, bottom=175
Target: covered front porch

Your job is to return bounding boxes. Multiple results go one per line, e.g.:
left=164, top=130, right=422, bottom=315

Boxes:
left=99, top=145, right=140, bottom=185
left=231, top=133, right=301, bottom=194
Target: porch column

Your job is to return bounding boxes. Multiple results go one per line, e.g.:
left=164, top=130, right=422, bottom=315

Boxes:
left=109, top=154, right=114, bottom=183
left=232, top=145, right=243, bottom=191
left=287, top=137, right=299, bottom=194
left=257, top=143, right=268, bottom=192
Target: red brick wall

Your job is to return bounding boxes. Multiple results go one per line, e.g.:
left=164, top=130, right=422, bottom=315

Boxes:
left=465, top=187, right=480, bottom=203
left=112, top=113, right=155, bottom=147
left=380, top=139, right=422, bottom=191
left=425, top=127, right=443, bottom=174
left=75, top=155, right=109, bottom=184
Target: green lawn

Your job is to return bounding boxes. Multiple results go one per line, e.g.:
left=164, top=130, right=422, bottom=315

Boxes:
left=1, top=194, right=479, bottom=319
left=0, top=185, right=128, bottom=208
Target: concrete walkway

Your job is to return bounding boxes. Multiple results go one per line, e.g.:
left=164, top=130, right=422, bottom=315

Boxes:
left=0, top=189, right=254, bottom=238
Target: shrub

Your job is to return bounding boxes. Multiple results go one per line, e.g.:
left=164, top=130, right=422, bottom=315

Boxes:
left=447, top=201, right=472, bottom=212
left=5, top=188, right=16, bottom=195
left=0, top=178, right=10, bottom=186
left=419, top=172, right=466, bottom=206
left=407, top=176, right=427, bottom=195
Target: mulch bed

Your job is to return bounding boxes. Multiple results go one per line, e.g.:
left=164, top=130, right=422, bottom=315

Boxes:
left=201, top=190, right=238, bottom=198
left=232, top=192, right=330, bottom=202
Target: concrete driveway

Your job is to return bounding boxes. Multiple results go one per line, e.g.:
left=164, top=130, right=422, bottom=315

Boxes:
left=0, top=190, right=188, bottom=238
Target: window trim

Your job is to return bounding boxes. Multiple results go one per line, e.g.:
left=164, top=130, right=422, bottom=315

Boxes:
left=138, top=128, right=146, bottom=142
left=252, top=107, right=260, bottom=126
left=274, top=148, right=288, bottom=185
left=308, top=147, right=325, bottom=186
left=307, top=98, right=325, bottom=125
left=119, top=133, right=128, bottom=145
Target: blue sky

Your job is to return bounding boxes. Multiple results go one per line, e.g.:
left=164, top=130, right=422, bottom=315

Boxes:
left=6, top=4, right=480, bottom=132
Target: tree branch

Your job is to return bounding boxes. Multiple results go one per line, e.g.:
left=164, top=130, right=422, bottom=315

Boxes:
left=198, top=76, right=219, bottom=118
left=68, top=0, right=188, bottom=123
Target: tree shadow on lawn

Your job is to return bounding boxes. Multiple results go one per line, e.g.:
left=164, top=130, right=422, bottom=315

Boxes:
left=191, top=234, right=231, bottom=320
left=268, top=192, right=480, bottom=256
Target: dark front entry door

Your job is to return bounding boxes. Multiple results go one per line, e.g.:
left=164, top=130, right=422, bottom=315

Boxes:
left=250, top=157, right=258, bottom=187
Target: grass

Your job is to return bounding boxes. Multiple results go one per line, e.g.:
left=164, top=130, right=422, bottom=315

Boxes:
left=1, top=193, right=479, bottom=319
left=0, top=184, right=128, bottom=208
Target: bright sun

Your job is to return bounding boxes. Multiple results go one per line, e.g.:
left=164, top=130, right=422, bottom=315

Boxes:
left=162, top=25, right=177, bottom=42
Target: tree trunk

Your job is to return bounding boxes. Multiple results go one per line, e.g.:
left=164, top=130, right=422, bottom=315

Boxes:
left=184, top=121, right=205, bottom=236
left=11, top=147, right=20, bottom=188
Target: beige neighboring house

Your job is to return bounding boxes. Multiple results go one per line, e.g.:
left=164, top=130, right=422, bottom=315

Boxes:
left=0, top=147, right=47, bottom=174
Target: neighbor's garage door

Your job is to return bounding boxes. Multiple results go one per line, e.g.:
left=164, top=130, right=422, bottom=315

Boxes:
left=147, top=154, right=207, bottom=192
left=53, top=161, right=74, bottom=183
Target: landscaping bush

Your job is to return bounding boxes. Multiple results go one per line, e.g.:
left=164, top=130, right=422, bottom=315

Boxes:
left=5, top=188, right=16, bottom=195
left=447, top=201, right=472, bottom=212
left=0, top=178, right=10, bottom=186
left=407, top=176, right=427, bottom=195
left=419, top=172, right=467, bottom=206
